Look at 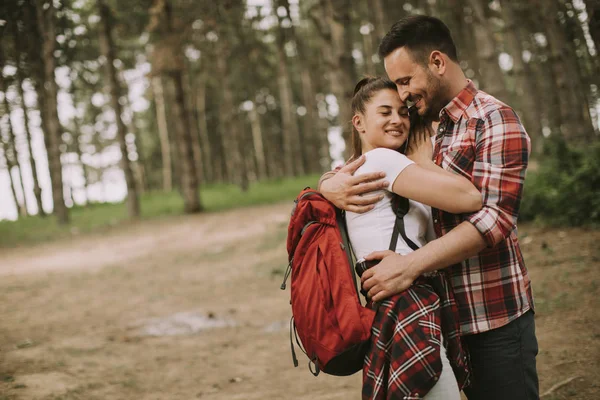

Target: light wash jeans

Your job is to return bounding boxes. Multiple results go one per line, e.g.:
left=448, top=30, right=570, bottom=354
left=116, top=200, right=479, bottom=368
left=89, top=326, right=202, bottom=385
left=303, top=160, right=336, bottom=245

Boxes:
left=423, top=339, right=461, bottom=400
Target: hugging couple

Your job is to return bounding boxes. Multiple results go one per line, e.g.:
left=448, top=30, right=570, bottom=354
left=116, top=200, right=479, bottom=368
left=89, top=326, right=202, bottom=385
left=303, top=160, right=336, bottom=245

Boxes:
left=318, top=15, right=538, bottom=400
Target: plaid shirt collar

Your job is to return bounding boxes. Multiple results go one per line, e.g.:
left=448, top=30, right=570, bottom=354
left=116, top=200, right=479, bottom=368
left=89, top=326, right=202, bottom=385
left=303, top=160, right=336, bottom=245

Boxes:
left=440, top=80, right=478, bottom=123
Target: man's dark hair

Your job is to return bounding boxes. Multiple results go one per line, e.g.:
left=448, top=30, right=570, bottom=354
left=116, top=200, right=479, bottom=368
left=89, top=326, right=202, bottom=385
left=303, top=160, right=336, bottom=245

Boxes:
left=378, top=15, right=459, bottom=64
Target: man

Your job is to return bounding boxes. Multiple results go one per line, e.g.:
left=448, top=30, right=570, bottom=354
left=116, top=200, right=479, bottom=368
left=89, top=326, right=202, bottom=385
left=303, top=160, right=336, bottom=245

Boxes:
left=319, top=15, right=538, bottom=400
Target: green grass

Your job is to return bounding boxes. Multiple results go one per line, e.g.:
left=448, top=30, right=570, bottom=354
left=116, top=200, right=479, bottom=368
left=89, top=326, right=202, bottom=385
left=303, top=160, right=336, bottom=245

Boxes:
left=0, top=174, right=320, bottom=249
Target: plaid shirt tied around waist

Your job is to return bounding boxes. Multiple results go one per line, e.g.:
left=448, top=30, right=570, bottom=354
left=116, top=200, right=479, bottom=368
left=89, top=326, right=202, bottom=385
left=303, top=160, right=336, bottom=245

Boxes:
left=432, top=80, right=534, bottom=335
left=363, top=273, right=470, bottom=399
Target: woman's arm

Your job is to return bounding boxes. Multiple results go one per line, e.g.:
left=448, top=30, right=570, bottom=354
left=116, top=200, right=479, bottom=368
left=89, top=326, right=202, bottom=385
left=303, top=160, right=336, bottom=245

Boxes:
left=391, top=121, right=482, bottom=214
left=391, top=163, right=482, bottom=213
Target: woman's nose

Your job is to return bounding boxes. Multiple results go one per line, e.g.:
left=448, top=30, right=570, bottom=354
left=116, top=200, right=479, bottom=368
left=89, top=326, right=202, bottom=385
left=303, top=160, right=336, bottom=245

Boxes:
left=390, top=111, right=402, bottom=124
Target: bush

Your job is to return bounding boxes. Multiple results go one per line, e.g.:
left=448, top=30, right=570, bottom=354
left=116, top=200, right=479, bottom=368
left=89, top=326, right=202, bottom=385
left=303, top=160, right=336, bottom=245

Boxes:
left=520, top=137, right=600, bottom=226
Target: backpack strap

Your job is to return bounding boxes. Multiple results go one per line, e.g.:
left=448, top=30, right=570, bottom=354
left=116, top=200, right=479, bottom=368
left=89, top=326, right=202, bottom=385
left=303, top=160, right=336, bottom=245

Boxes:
left=336, top=208, right=361, bottom=298
left=389, top=195, right=420, bottom=252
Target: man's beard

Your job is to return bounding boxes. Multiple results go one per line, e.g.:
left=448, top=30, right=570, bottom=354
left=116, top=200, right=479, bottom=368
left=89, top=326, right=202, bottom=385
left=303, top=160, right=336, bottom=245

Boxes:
left=420, top=72, right=447, bottom=123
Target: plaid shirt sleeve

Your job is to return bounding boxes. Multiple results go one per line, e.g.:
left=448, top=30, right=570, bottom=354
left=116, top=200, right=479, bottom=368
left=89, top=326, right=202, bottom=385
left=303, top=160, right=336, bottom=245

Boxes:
left=466, top=108, right=531, bottom=247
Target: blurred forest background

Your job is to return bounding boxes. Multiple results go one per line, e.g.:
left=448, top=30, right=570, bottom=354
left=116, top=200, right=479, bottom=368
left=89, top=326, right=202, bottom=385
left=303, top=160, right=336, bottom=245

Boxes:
left=0, top=0, right=599, bottom=241
left=0, top=2, right=599, bottom=399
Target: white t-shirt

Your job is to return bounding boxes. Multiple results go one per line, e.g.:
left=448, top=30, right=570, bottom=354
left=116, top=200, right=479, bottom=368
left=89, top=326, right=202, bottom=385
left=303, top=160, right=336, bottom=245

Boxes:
left=345, top=148, right=436, bottom=259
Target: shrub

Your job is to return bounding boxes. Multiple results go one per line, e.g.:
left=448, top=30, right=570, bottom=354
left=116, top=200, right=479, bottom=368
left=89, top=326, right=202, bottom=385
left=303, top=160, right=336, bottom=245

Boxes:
left=520, top=137, right=600, bottom=226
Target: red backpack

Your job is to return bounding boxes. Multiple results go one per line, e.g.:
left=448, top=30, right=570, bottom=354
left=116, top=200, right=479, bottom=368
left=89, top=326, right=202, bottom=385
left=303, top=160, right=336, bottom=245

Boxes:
left=281, top=188, right=376, bottom=376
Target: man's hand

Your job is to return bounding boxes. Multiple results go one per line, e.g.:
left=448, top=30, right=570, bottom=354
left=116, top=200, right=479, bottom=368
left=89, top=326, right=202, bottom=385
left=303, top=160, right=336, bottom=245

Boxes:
left=319, top=155, right=388, bottom=213
left=360, top=250, right=421, bottom=302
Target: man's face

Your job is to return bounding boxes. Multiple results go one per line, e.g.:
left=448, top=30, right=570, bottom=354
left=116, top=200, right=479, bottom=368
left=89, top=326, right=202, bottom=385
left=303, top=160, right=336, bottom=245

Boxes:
left=384, top=47, right=446, bottom=121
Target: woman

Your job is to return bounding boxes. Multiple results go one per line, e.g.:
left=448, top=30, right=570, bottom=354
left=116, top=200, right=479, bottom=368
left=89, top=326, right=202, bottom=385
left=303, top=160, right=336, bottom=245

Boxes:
left=344, top=77, right=479, bottom=399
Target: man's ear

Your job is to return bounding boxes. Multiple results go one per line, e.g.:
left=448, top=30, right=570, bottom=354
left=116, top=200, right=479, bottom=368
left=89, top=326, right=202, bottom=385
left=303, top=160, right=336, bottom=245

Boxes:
left=428, top=50, right=446, bottom=75
left=352, top=114, right=364, bottom=133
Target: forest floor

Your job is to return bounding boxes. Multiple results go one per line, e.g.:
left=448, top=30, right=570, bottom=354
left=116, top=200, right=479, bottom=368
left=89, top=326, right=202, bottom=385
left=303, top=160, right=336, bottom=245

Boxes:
left=0, top=201, right=599, bottom=400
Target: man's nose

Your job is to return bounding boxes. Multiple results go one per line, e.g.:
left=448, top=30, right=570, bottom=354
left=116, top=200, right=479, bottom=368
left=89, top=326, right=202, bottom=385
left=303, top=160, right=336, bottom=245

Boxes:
left=398, top=88, right=410, bottom=102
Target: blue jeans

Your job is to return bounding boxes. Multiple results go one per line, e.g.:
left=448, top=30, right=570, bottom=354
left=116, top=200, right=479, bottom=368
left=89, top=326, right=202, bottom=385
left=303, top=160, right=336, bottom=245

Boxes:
left=463, top=310, right=539, bottom=400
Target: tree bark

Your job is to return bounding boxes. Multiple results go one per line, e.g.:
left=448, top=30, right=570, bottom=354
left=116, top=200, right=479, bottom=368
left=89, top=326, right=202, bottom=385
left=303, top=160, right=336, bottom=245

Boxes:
left=213, top=2, right=248, bottom=190
left=498, top=0, right=544, bottom=153
left=0, top=143, right=22, bottom=218
left=371, top=0, right=388, bottom=41
left=584, top=0, right=600, bottom=51
left=148, top=0, right=202, bottom=211
left=445, top=0, right=482, bottom=83
left=274, top=7, right=304, bottom=177
left=169, top=71, right=203, bottom=211
left=248, top=104, right=267, bottom=180
left=14, top=27, right=45, bottom=216
left=281, top=0, right=330, bottom=172
left=98, top=0, right=140, bottom=218
left=465, top=0, right=509, bottom=101
left=312, top=0, right=357, bottom=152
left=194, top=68, right=213, bottom=183
left=0, top=72, right=28, bottom=217
left=35, top=0, right=69, bottom=224
left=183, top=66, right=204, bottom=183
left=361, top=26, right=376, bottom=76
left=151, top=76, right=173, bottom=192
left=541, top=0, right=595, bottom=143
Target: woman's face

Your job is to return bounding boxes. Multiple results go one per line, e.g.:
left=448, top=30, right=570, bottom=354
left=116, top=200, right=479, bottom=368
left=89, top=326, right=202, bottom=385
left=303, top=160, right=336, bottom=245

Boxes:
left=353, top=89, right=410, bottom=153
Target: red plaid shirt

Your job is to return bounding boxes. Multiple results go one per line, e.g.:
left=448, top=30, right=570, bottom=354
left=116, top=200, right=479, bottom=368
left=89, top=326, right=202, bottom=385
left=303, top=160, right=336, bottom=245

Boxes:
left=362, top=274, right=469, bottom=399
left=432, top=80, right=534, bottom=335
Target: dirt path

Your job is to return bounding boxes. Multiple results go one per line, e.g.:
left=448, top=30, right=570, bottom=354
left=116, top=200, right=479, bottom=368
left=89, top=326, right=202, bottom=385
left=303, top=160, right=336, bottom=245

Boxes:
left=0, top=202, right=599, bottom=399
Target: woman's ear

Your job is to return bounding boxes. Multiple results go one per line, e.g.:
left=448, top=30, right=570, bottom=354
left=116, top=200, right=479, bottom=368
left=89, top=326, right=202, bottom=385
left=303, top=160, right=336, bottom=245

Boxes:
left=352, top=114, right=364, bottom=133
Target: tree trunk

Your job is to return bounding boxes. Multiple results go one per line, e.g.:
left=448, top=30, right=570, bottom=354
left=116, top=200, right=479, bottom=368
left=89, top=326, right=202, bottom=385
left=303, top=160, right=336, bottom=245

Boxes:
left=0, top=57, right=28, bottom=217
left=151, top=76, right=173, bottom=191
left=215, top=43, right=248, bottom=190
left=149, top=0, right=202, bottom=211
left=282, top=0, right=330, bottom=172
left=361, top=26, right=376, bottom=76
left=541, top=0, right=595, bottom=143
left=465, top=0, right=509, bottom=101
left=169, top=71, right=203, bottom=211
left=183, top=66, right=204, bottom=183
left=371, top=0, right=388, bottom=41
left=499, top=0, right=544, bottom=153
left=120, top=88, right=147, bottom=194
left=312, top=0, right=357, bottom=152
left=0, top=142, right=22, bottom=218
left=194, top=68, right=213, bottom=183
left=14, top=28, right=45, bottom=216
left=23, top=1, right=52, bottom=209
left=248, top=104, right=267, bottom=180
left=562, top=0, right=599, bottom=132
left=584, top=0, right=600, bottom=51
left=35, top=0, right=69, bottom=224
left=444, top=0, right=482, bottom=83
left=213, top=2, right=248, bottom=190
left=98, top=0, right=140, bottom=218
left=274, top=20, right=303, bottom=177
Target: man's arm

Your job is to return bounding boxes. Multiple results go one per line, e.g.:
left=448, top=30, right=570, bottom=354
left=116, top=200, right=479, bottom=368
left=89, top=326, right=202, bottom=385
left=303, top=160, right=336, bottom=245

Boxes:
left=361, top=222, right=486, bottom=302
left=317, top=155, right=388, bottom=213
left=362, top=108, right=531, bottom=301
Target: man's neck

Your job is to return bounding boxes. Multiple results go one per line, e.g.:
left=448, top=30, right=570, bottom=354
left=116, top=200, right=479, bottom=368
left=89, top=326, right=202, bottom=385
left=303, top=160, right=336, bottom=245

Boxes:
left=445, top=65, right=469, bottom=101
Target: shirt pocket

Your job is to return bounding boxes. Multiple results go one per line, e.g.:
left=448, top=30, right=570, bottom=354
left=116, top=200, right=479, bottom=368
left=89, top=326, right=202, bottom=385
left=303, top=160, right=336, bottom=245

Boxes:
left=441, top=140, right=475, bottom=179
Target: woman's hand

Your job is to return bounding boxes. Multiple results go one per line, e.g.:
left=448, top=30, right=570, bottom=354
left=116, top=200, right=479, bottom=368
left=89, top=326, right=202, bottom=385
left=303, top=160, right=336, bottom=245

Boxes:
left=406, top=122, right=434, bottom=164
